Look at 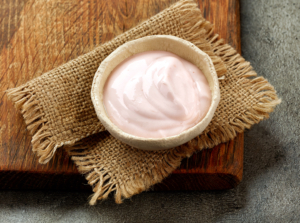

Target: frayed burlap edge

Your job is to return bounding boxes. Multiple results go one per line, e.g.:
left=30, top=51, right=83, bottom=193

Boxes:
left=67, top=1, right=280, bottom=205
left=179, top=1, right=281, bottom=149
left=6, top=85, right=57, bottom=164
left=194, top=38, right=281, bottom=149
left=7, top=81, right=105, bottom=164
left=67, top=133, right=194, bottom=205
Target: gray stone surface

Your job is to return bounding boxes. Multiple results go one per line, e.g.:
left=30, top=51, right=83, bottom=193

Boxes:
left=0, top=0, right=299, bottom=222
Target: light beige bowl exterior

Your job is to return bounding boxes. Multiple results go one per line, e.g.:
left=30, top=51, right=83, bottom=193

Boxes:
left=91, top=35, right=220, bottom=151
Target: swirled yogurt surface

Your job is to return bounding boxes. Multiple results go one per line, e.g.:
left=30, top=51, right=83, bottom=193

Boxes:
left=103, top=51, right=211, bottom=138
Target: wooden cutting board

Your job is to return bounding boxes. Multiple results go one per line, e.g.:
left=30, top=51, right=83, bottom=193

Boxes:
left=0, top=0, right=243, bottom=191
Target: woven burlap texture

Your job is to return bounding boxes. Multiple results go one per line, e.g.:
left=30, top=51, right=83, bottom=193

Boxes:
left=7, top=0, right=280, bottom=205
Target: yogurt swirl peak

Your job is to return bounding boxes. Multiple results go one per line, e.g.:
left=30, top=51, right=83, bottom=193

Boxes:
left=103, top=51, right=212, bottom=138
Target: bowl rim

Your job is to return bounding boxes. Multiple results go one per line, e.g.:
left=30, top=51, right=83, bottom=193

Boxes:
left=91, top=35, right=220, bottom=150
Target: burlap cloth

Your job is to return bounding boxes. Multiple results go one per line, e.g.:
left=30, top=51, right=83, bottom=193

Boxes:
left=7, top=0, right=280, bottom=205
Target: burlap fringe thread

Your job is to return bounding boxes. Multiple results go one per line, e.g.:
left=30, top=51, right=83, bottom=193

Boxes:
left=7, top=0, right=280, bottom=204
left=68, top=133, right=192, bottom=205
left=6, top=86, right=58, bottom=164
left=178, top=1, right=280, bottom=149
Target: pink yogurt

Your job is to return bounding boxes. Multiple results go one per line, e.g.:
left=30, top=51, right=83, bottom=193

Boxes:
left=103, top=51, right=212, bottom=138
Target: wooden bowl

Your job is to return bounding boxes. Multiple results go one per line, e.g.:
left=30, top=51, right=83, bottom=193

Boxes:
left=91, top=35, right=220, bottom=150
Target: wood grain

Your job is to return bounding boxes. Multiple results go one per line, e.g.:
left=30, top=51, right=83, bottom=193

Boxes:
left=0, top=0, right=243, bottom=191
